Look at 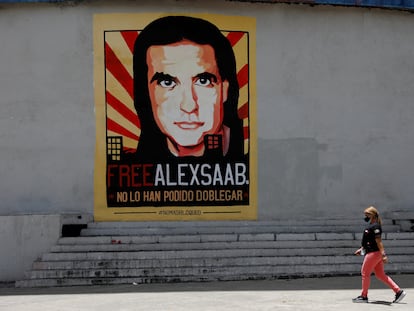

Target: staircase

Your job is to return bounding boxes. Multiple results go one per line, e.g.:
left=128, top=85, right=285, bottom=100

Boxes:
left=15, top=218, right=414, bottom=287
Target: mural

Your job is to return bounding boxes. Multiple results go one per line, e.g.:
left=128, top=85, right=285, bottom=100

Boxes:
left=93, top=14, right=257, bottom=221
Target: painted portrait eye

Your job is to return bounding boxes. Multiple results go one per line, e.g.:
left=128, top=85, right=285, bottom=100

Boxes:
left=159, top=79, right=176, bottom=88
left=195, top=77, right=212, bottom=87
left=194, top=73, right=218, bottom=87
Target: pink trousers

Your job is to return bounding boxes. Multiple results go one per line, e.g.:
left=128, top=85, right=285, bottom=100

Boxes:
left=361, top=251, right=400, bottom=297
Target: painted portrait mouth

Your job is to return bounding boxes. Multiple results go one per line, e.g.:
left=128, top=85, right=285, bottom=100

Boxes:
left=174, top=121, right=205, bottom=129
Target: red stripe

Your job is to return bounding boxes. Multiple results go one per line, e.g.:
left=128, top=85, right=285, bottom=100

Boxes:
left=238, top=102, right=249, bottom=119
left=226, top=32, right=245, bottom=47
left=121, top=31, right=139, bottom=54
left=106, top=91, right=140, bottom=129
left=123, top=147, right=137, bottom=154
left=105, top=42, right=134, bottom=98
left=237, top=64, right=248, bottom=89
left=243, top=126, right=249, bottom=140
left=107, top=118, right=139, bottom=141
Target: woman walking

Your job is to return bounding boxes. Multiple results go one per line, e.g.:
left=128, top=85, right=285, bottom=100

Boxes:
left=353, top=206, right=406, bottom=303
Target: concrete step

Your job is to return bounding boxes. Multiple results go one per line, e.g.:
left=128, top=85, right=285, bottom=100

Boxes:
left=80, top=224, right=400, bottom=236
left=39, top=248, right=356, bottom=261
left=23, top=263, right=361, bottom=279
left=69, top=232, right=362, bottom=243
left=86, top=219, right=396, bottom=228
left=50, top=238, right=414, bottom=253
left=30, top=254, right=414, bottom=271
left=40, top=245, right=414, bottom=262
left=53, top=232, right=414, bottom=248
left=384, top=211, right=414, bottom=232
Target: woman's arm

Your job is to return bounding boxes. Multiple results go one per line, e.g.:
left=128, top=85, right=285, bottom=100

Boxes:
left=376, top=236, right=388, bottom=263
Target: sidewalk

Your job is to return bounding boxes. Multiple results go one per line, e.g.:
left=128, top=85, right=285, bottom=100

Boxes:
left=0, top=274, right=412, bottom=310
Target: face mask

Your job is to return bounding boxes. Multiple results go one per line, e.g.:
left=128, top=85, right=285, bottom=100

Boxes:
left=364, top=216, right=370, bottom=222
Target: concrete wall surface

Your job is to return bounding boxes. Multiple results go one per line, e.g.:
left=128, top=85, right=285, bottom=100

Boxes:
left=1, top=0, right=413, bottom=217
left=1, top=1, right=414, bottom=280
left=0, top=215, right=61, bottom=281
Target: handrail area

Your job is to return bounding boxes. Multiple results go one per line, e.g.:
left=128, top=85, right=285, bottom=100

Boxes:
left=233, top=0, right=414, bottom=12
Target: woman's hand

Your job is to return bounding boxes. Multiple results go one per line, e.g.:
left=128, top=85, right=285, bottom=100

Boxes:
left=354, top=247, right=363, bottom=256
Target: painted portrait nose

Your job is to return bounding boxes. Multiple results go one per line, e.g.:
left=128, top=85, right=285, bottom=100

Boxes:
left=180, top=85, right=198, bottom=114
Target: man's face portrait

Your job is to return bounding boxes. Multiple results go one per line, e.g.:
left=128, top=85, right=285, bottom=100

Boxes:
left=146, top=40, right=229, bottom=156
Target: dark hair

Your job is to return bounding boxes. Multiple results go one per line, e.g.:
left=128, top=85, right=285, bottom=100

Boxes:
left=133, top=15, right=244, bottom=162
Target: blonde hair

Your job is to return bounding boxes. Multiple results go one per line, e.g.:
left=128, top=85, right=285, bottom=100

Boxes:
left=364, top=205, right=382, bottom=225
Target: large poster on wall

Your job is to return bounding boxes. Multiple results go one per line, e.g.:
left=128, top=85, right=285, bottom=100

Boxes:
left=93, top=13, right=257, bottom=221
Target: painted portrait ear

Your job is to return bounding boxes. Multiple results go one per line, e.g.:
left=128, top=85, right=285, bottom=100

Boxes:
left=222, top=80, right=229, bottom=103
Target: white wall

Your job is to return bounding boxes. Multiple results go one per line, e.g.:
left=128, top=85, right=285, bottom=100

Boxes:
left=1, top=0, right=414, bottom=280
left=0, top=215, right=60, bottom=282
left=255, top=5, right=414, bottom=218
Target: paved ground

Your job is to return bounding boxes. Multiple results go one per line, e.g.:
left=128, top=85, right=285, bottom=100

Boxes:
left=0, top=274, right=412, bottom=310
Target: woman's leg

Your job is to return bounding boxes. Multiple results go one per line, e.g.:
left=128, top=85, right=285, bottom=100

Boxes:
left=361, top=252, right=380, bottom=297
left=373, top=258, right=400, bottom=293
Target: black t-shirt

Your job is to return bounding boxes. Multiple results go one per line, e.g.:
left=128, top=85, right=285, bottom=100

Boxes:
left=361, top=223, right=382, bottom=253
